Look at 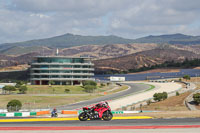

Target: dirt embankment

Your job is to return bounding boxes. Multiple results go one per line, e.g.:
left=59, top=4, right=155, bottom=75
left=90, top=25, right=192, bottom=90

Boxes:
left=128, top=68, right=180, bottom=74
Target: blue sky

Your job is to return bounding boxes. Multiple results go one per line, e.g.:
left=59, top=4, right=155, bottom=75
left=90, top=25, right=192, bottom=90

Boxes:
left=0, top=0, right=200, bottom=44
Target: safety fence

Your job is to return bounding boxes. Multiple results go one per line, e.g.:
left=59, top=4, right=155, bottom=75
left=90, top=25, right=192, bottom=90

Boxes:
left=0, top=110, right=50, bottom=117
left=61, top=110, right=153, bottom=115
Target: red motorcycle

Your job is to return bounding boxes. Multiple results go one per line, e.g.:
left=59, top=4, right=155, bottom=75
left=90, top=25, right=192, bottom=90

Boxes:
left=78, top=101, right=113, bottom=121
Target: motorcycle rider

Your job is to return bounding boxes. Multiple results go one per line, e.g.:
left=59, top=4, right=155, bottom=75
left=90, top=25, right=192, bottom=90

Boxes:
left=51, top=108, right=57, bottom=117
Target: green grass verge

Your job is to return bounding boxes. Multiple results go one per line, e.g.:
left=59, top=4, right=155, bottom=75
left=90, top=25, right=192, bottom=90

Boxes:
left=145, top=85, right=155, bottom=92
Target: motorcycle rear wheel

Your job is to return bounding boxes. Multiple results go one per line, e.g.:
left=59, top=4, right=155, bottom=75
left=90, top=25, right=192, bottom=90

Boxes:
left=78, top=112, right=89, bottom=121
left=102, top=111, right=113, bottom=121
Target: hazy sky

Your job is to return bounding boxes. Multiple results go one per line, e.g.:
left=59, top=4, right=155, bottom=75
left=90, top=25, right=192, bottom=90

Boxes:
left=0, top=0, right=200, bottom=43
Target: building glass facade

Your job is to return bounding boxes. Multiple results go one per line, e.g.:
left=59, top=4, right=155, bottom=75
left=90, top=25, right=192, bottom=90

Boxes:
left=30, top=56, right=94, bottom=85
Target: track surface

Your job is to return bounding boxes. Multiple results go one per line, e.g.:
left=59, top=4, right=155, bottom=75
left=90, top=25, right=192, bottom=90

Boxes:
left=0, top=118, right=200, bottom=127
left=57, top=83, right=149, bottom=110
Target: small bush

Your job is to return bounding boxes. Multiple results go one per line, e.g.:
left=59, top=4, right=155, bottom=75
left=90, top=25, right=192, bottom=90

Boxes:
left=64, top=89, right=70, bottom=93
left=183, top=75, right=190, bottom=80
left=193, top=93, right=200, bottom=105
left=176, top=91, right=180, bottom=96
left=100, top=83, right=105, bottom=87
left=7, top=99, right=22, bottom=112
left=82, top=80, right=97, bottom=86
left=19, top=86, right=28, bottom=94
left=162, top=92, right=168, bottom=100
left=84, top=85, right=96, bottom=93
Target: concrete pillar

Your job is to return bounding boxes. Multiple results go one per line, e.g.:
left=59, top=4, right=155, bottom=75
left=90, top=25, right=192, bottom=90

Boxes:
left=60, top=81, right=62, bottom=85
left=40, top=80, right=42, bottom=85
left=71, top=81, right=73, bottom=85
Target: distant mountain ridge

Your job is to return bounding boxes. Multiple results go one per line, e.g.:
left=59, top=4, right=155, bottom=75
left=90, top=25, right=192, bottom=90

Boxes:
left=0, top=33, right=200, bottom=52
left=134, top=33, right=200, bottom=44
left=0, top=33, right=133, bottom=50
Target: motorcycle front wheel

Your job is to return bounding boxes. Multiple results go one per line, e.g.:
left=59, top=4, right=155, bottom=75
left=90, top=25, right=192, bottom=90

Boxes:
left=78, top=112, right=89, bottom=121
left=102, top=111, right=113, bottom=121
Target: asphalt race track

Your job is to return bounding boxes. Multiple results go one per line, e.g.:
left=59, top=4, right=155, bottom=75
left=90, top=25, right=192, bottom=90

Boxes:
left=0, top=118, right=200, bottom=128
left=57, top=83, right=150, bottom=110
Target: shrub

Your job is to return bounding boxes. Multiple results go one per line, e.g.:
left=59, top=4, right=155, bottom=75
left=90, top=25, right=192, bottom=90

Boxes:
left=65, top=89, right=70, bottom=93
left=183, top=75, right=190, bottom=80
left=82, top=80, right=97, bottom=86
left=19, top=86, right=28, bottom=94
left=100, top=83, right=105, bottom=87
left=162, top=92, right=168, bottom=100
left=49, top=81, right=55, bottom=86
left=193, top=93, right=200, bottom=105
left=84, top=85, right=96, bottom=93
left=7, top=99, right=22, bottom=112
left=153, top=92, right=168, bottom=102
left=153, top=93, right=162, bottom=101
left=2, top=85, right=16, bottom=94
left=176, top=91, right=180, bottom=96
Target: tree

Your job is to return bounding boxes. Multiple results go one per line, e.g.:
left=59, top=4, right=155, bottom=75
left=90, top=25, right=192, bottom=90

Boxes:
left=193, top=93, right=200, bottom=105
left=153, top=92, right=168, bottom=102
left=153, top=93, right=162, bottom=101
left=15, top=81, right=24, bottom=88
left=49, top=81, right=55, bottom=86
left=7, top=99, right=22, bottom=112
left=82, top=80, right=97, bottom=87
left=2, top=85, right=16, bottom=94
left=84, top=85, right=97, bottom=93
left=19, top=86, right=28, bottom=94
left=183, top=75, right=190, bottom=81
left=162, top=92, right=168, bottom=100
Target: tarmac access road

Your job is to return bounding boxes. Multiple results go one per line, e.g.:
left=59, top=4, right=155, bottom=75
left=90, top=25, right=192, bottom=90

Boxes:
left=56, top=83, right=150, bottom=110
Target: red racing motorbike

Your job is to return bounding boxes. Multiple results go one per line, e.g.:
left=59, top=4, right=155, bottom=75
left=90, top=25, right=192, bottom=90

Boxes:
left=78, top=101, right=113, bottom=121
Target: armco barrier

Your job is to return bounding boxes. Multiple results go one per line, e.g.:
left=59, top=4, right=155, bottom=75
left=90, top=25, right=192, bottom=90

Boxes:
left=36, top=111, right=50, bottom=116
left=62, top=110, right=141, bottom=115
left=61, top=110, right=78, bottom=115
left=0, top=112, right=37, bottom=117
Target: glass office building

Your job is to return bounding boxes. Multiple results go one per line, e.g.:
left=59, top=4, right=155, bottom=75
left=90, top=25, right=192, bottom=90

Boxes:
left=30, top=56, right=94, bottom=85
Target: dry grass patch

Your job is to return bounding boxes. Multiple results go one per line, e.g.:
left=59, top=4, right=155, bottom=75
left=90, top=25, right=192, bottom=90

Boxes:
left=136, top=91, right=192, bottom=111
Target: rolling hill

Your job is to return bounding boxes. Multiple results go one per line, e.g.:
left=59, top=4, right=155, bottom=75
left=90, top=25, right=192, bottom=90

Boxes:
left=93, top=48, right=200, bottom=72
left=0, top=33, right=200, bottom=55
